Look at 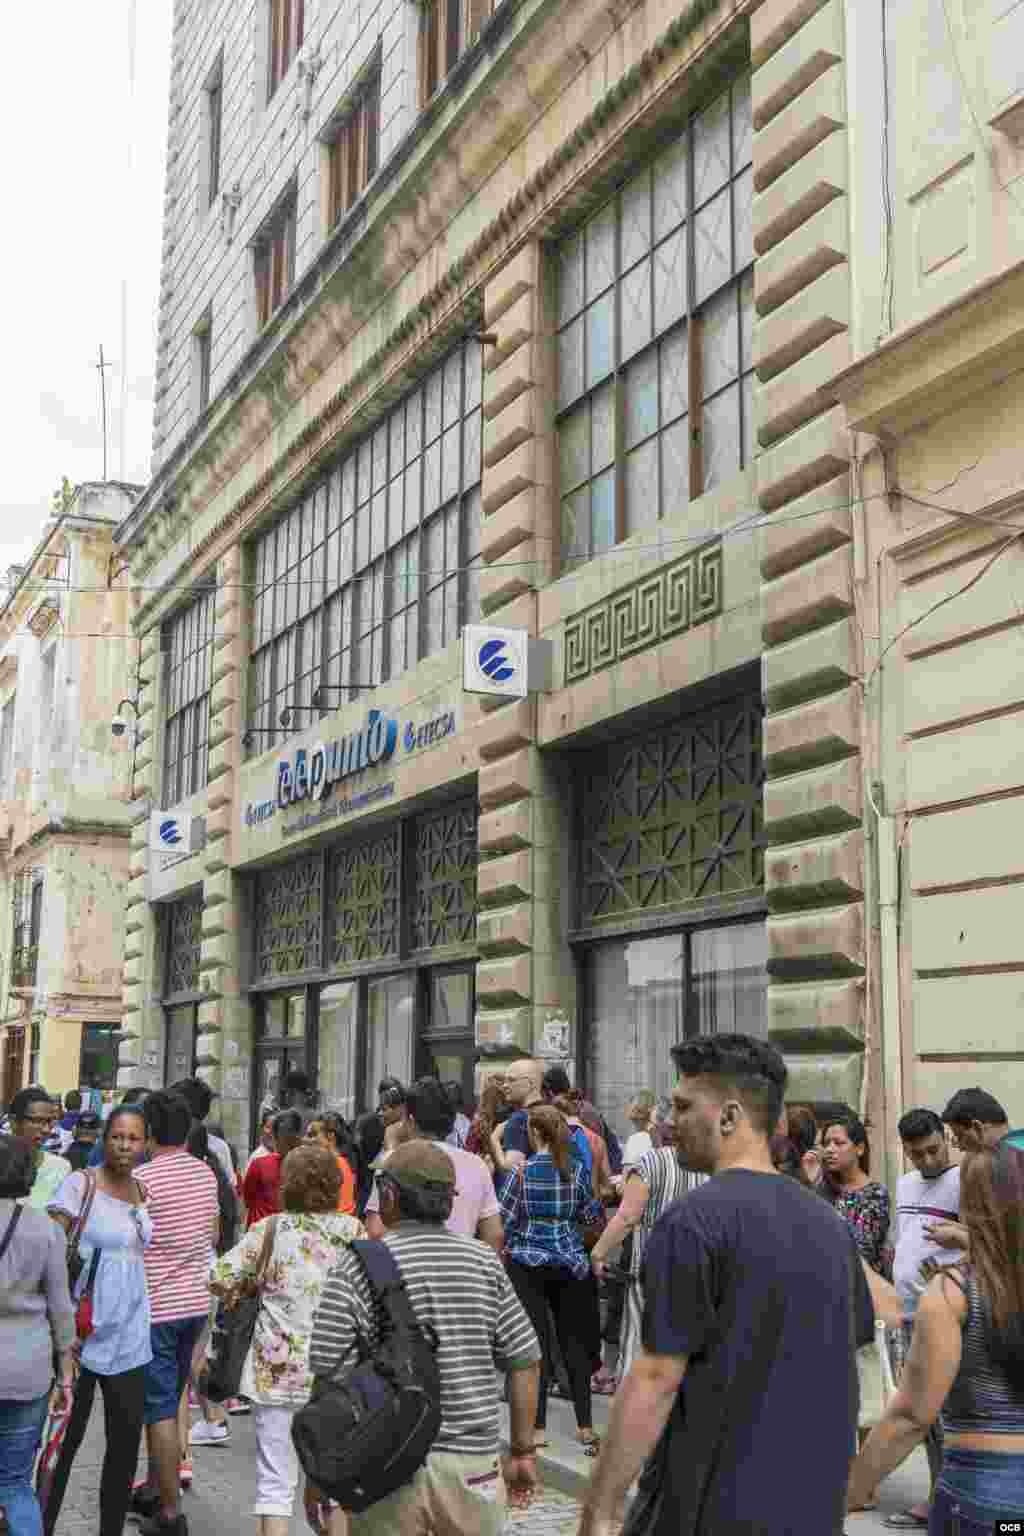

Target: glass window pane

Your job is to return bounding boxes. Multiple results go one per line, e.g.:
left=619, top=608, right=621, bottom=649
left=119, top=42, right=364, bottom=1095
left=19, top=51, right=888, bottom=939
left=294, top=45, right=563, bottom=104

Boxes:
left=404, top=464, right=422, bottom=533
left=425, top=582, right=444, bottom=655
left=390, top=612, right=407, bottom=676
left=465, top=341, right=482, bottom=413
left=558, top=317, right=584, bottom=409
left=340, top=517, right=355, bottom=582
left=661, top=418, right=690, bottom=511
left=444, top=576, right=458, bottom=647
left=701, top=287, right=739, bottom=397
left=734, top=166, right=753, bottom=271
left=388, top=477, right=404, bottom=547
left=389, top=409, right=404, bottom=472
left=740, top=270, right=754, bottom=370
left=318, top=981, right=358, bottom=1121
left=373, top=425, right=388, bottom=489
left=464, top=488, right=481, bottom=562
left=425, top=367, right=443, bottom=444
left=561, top=486, right=589, bottom=568
left=366, top=975, right=415, bottom=1099
left=559, top=401, right=589, bottom=492
left=690, top=922, right=767, bottom=1036
left=742, top=374, right=755, bottom=468
left=591, top=381, right=615, bottom=473
left=586, top=291, right=615, bottom=388
left=625, top=439, right=659, bottom=537
left=341, top=457, right=356, bottom=520
left=560, top=231, right=584, bottom=326
left=694, top=90, right=730, bottom=204
left=620, top=256, right=653, bottom=363
left=702, top=384, right=741, bottom=493
left=733, top=75, right=753, bottom=171
left=372, top=490, right=387, bottom=560
left=423, top=439, right=441, bottom=517
left=358, top=440, right=373, bottom=502
left=443, top=352, right=462, bottom=426
left=592, top=467, right=616, bottom=553
left=695, top=189, right=732, bottom=304
left=463, top=407, right=481, bottom=489
left=624, top=347, right=659, bottom=449
left=660, top=324, right=689, bottom=424
left=584, top=935, right=685, bottom=1146
left=465, top=558, right=481, bottom=625
left=620, top=168, right=651, bottom=270
left=406, top=391, right=423, bottom=462
left=586, top=203, right=616, bottom=300
left=653, top=227, right=686, bottom=334
left=441, top=423, right=461, bottom=504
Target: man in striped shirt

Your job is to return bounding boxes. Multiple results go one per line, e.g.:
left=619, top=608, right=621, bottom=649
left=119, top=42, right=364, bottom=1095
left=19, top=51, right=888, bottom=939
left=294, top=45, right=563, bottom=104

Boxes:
left=132, top=1090, right=219, bottom=1536
left=307, top=1140, right=541, bottom=1535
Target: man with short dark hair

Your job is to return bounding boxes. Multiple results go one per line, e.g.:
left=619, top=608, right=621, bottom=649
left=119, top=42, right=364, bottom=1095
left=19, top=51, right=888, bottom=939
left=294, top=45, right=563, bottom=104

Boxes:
left=365, top=1077, right=502, bottom=1251
left=886, top=1108, right=961, bottom=1528
left=940, top=1085, right=1009, bottom=1152
left=132, top=1090, right=218, bottom=1536
left=8, top=1086, right=70, bottom=1209
left=64, top=1111, right=103, bottom=1172
left=168, top=1076, right=233, bottom=1188
left=308, top=1141, right=541, bottom=1536
left=578, top=1034, right=874, bottom=1536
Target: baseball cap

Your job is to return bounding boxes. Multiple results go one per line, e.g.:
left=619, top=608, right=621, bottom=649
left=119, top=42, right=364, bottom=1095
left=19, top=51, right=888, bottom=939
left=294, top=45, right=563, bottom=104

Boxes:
left=380, top=1140, right=456, bottom=1192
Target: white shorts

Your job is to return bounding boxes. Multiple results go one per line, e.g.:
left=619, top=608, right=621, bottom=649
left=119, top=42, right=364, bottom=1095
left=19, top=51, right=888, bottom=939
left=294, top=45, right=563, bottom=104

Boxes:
left=252, top=1404, right=299, bottom=1517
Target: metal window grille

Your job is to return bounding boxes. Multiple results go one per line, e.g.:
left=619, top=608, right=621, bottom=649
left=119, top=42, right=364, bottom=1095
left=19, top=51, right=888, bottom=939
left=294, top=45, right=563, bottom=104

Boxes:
left=11, top=870, right=42, bottom=989
left=577, top=692, right=764, bottom=927
left=253, top=855, right=323, bottom=980
left=328, top=829, right=400, bottom=967
left=249, top=340, right=483, bottom=751
left=411, top=800, right=478, bottom=950
left=164, top=893, right=205, bottom=998
left=162, top=585, right=215, bottom=809
left=556, top=74, right=753, bottom=572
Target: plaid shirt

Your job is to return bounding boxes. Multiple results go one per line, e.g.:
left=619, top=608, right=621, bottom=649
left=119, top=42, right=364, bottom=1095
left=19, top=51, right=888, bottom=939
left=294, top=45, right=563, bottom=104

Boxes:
left=498, top=1151, right=603, bottom=1279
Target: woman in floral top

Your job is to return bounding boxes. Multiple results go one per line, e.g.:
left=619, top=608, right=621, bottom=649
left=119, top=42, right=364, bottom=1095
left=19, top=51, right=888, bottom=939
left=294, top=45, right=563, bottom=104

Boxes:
left=210, top=1143, right=363, bottom=1536
left=820, top=1115, right=892, bottom=1277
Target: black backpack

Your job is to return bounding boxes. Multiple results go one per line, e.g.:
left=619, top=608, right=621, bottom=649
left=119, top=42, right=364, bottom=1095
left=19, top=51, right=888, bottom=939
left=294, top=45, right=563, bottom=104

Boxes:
left=291, top=1239, right=441, bottom=1512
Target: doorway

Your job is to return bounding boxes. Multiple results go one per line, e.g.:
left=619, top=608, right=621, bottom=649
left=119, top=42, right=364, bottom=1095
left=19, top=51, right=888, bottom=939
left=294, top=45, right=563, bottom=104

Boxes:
left=254, top=990, right=313, bottom=1121
left=418, top=965, right=476, bottom=1115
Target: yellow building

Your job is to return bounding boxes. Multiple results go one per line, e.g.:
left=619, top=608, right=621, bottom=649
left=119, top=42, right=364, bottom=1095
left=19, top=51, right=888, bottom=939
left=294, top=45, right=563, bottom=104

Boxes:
left=0, top=484, right=138, bottom=1104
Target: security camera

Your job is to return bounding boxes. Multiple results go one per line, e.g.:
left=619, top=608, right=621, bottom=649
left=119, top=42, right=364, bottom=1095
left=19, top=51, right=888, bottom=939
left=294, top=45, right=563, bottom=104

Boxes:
left=111, top=715, right=129, bottom=738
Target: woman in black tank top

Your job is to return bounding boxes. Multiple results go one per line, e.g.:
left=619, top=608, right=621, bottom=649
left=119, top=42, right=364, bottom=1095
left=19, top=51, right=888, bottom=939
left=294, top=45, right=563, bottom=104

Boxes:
left=848, top=1141, right=1024, bottom=1533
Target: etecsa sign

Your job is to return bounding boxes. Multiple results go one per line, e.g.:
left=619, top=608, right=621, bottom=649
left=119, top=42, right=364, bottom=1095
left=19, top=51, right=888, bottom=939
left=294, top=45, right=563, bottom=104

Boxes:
left=149, top=810, right=199, bottom=856
left=462, top=625, right=529, bottom=699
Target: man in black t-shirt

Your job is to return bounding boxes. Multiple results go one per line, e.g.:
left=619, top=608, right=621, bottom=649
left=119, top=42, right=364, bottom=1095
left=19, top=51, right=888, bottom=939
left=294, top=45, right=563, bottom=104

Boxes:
left=578, top=1033, right=874, bottom=1536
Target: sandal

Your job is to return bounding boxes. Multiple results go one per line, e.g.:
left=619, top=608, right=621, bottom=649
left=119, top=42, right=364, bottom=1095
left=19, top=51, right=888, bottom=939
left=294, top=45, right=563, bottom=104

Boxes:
left=882, top=1515, right=929, bottom=1529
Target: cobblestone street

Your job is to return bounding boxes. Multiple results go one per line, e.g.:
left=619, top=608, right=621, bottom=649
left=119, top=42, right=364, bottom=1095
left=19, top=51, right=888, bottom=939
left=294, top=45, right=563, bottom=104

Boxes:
left=49, top=1404, right=595, bottom=1536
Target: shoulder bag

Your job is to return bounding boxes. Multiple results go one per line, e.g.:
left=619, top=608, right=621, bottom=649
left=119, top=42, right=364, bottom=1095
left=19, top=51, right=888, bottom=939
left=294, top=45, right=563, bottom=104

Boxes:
left=0, top=1204, right=23, bottom=1262
left=201, top=1215, right=277, bottom=1403
left=66, top=1172, right=98, bottom=1293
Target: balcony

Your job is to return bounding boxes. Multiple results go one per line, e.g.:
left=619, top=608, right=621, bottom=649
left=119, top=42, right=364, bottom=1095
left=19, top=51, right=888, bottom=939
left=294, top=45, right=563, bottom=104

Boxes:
left=11, top=944, right=38, bottom=990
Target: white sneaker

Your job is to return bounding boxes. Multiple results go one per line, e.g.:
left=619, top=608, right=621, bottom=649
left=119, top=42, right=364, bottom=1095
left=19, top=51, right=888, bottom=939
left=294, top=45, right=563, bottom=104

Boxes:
left=189, top=1420, right=230, bottom=1446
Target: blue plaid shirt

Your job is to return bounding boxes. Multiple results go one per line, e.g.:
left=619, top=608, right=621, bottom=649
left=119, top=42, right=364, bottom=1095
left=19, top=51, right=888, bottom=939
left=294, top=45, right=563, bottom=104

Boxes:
left=498, top=1151, right=603, bottom=1279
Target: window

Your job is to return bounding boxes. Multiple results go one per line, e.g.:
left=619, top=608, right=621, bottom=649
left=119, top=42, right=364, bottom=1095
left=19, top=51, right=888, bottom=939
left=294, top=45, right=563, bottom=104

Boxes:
left=11, top=869, right=42, bottom=990
left=268, top=0, right=304, bottom=101
left=583, top=919, right=767, bottom=1144
left=0, top=697, right=15, bottom=798
left=249, top=340, right=483, bottom=749
left=556, top=75, right=753, bottom=571
left=203, top=54, right=224, bottom=210
left=327, top=63, right=381, bottom=230
left=254, top=188, right=297, bottom=329
left=420, top=0, right=492, bottom=103
left=193, top=309, right=213, bottom=416
left=80, top=1024, right=118, bottom=1091
left=28, top=1022, right=40, bottom=1086
left=162, top=585, right=215, bottom=808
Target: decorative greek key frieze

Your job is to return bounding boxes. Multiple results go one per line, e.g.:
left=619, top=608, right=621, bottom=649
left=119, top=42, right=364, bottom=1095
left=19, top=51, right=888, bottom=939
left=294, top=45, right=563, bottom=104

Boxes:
left=564, top=539, right=723, bottom=684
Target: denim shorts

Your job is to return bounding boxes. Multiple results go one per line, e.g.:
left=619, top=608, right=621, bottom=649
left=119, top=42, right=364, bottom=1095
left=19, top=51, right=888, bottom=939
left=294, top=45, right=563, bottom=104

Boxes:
left=929, top=1446, right=1024, bottom=1535
left=144, top=1316, right=206, bottom=1426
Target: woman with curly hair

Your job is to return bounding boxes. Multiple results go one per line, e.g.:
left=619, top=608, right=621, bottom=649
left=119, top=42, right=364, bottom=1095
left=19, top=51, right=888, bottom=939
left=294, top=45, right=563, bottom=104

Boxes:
left=210, top=1143, right=364, bottom=1536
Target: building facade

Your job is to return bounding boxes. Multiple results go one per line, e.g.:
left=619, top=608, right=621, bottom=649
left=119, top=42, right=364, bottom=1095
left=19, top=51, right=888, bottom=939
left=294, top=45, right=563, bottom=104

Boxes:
left=118, top=0, right=890, bottom=1160
left=0, top=484, right=138, bottom=1104
left=829, top=0, right=1024, bottom=1167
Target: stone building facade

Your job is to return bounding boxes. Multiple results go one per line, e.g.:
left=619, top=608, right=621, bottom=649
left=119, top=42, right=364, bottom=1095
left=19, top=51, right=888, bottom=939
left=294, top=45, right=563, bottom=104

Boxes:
left=117, top=0, right=898, bottom=1161
left=0, top=485, right=138, bottom=1104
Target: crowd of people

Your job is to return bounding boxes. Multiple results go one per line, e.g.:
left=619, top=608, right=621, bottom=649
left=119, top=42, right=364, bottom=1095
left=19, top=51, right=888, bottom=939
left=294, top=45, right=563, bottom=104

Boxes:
left=0, top=1058, right=1020, bottom=1536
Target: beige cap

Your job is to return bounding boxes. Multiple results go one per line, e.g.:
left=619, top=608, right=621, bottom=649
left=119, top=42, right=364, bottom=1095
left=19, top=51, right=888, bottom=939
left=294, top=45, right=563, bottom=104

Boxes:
left=382, top=1139, right=456, bottom=1191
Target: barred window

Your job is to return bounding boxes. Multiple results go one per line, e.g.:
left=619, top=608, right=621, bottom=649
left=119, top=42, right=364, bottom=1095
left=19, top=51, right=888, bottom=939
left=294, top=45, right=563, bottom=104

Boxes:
left=162, top=586, right=215, bottom=808
left=249, top=340, right=483, bottom=750
left=557, top=76, right=753, bottom=572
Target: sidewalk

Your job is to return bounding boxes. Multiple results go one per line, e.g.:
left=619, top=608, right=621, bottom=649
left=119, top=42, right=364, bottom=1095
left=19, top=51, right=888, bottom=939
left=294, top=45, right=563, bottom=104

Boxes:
left=501, top=1393, right=932, bottom=1533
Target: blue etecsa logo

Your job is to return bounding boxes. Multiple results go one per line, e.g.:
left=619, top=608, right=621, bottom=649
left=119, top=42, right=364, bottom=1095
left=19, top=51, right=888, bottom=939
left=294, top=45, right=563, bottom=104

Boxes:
left=477, top=637, right=515, bottom=683
left=158, top=818, right=183, bottom=847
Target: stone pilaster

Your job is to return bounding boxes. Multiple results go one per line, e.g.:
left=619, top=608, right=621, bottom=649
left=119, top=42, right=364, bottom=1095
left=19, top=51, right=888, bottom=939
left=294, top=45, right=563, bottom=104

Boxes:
left=752, top=0, right=866, bottom=1105
left=474, top=243, right=575, bottom=1068
left=198, top=543, right=250, bottom=1146
left=118, top=620, right=163, bottom=1089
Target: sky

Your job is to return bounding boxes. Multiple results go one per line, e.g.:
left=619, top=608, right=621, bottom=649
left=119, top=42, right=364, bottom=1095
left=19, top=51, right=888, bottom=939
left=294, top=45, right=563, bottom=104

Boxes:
left=0, top=2, right=172, bottom=572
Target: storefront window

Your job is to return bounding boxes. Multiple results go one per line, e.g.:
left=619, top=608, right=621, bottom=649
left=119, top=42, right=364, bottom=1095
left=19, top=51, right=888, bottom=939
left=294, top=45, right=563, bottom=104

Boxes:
left=584, top=918, right=767, bottom=1144
left=80, top=1024, right=119, bottom=1090
left=318, top=981, right=358, bottom=1118
left=366, top=974, right=415, bottom=1095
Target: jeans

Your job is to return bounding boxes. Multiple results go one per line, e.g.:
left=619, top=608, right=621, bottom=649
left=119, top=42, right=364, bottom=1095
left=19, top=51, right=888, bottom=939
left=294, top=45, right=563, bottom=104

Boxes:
left=43, top=1367, right=145, bottom=1536
left=506, top=1261, right=593, bottom=1432
left=929, top=1447, right=1024, bottom=1535
left=144, top=1317, right=206, bottom=1425
left=0, top=1394, right=49, bottom=1536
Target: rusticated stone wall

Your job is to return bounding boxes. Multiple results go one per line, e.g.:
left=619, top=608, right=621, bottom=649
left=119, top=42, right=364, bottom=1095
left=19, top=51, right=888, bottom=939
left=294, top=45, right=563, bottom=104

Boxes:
left=751, top=0, right=866, bottom=1106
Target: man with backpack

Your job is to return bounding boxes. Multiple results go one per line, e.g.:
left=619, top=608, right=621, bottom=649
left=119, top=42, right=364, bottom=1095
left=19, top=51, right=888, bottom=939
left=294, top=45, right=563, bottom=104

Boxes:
left=304, top=1140, right=541, bottom=1534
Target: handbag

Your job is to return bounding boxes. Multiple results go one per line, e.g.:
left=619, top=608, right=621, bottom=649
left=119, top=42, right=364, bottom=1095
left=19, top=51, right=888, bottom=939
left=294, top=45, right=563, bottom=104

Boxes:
left=66, top=1173, right=98, bottom=1293
left=201, top=1216, right=277, bottom=1403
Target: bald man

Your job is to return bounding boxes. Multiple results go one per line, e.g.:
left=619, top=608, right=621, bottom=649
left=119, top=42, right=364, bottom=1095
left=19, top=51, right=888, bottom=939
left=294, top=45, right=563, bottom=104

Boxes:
left=498, top=1060, right=546, bottom=1171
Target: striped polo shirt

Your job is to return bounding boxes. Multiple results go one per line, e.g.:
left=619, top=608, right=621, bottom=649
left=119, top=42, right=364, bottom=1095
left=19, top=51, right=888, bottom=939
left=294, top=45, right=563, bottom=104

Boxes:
left=137, top=1148, right=219, bottom=1323
left=309, top=1223, right=541, bottom=1456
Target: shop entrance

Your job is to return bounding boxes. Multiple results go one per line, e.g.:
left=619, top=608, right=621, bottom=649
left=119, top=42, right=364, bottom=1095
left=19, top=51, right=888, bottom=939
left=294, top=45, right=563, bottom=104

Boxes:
left=254, top=991, right=314, bottom=1118
left=417, top=965, right=476, bottom=1114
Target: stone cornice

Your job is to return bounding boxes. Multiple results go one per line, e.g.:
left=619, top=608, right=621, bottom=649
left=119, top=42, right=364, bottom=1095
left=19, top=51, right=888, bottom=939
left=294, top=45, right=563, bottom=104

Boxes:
left=832, top=257, right=1024, bottom=441
left=127, top=0, right=750, bottom=629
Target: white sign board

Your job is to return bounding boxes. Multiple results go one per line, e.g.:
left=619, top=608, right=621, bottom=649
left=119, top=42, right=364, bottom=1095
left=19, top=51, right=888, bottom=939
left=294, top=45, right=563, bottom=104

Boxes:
left=149, top=810, right=198, bottom=856
left=462, top=625, right=529, bottom=699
